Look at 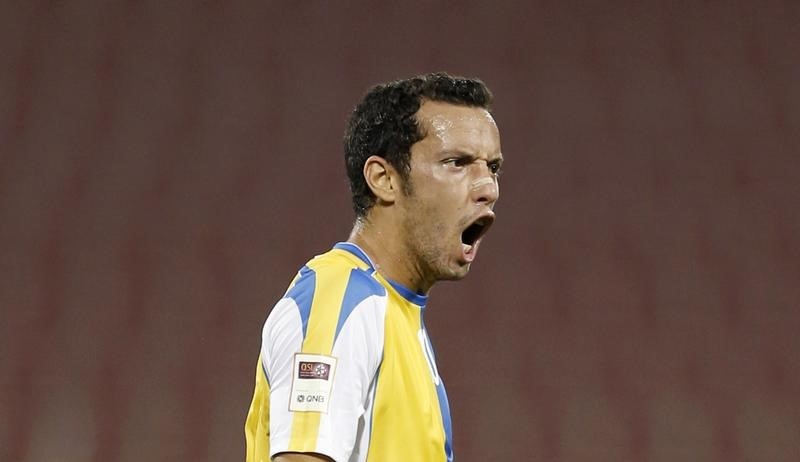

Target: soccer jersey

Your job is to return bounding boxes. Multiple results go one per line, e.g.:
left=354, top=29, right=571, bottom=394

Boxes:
left=245, top=242, right=453, bottom=462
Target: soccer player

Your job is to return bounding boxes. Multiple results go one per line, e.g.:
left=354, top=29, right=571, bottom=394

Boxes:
left=245, top=72, right=503, bottom=462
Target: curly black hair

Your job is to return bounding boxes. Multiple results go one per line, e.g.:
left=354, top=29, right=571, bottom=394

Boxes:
left=343, top=72, right=494, bottom=217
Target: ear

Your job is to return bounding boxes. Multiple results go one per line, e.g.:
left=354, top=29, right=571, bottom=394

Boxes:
left=363, top=155, right=399, bottom=205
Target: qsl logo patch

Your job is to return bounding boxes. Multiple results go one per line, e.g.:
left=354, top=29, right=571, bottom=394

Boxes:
left=298, top=361, right=331, bottom=380
left=290, top=353, right=337, bottom=413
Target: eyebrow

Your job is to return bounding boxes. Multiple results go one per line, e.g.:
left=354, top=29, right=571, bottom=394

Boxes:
left=478, top=153, right=504, bottom=164
left=443, top=150, right=503, bottom=160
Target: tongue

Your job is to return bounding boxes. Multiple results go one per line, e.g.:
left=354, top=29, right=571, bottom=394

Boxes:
left=462, top=242, right=476, bottom=262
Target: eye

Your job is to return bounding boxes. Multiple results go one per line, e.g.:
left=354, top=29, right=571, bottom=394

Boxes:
left=444, top=157, right=471, bottom=168
left=488, top=160, right=503, bottom=176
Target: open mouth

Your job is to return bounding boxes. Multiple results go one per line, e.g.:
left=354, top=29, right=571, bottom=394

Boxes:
left=461, top=214, right=495, bottom=247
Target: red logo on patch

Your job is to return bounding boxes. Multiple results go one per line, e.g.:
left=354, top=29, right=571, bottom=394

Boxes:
left=298, top=361, right=330, bottom=380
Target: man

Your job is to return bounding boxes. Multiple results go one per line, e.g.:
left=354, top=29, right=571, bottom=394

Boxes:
left=245, top=72, right=503, bottom=462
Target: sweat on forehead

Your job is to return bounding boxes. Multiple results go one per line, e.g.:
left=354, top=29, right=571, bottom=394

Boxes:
left=416, top=103, right=496, bottom=137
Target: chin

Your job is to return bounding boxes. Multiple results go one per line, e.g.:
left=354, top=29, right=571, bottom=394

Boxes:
left=438, top=265, right=471, bottom=282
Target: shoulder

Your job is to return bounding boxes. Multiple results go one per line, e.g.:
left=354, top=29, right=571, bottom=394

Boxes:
left=340, top=267, right=386, bottom=300
left=305, top=252, right=386, bottom=298
left=282, top=257, right=387, bottom=315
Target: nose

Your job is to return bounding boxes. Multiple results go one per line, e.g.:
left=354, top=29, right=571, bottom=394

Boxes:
left=470, top=170, right=499, bottom=206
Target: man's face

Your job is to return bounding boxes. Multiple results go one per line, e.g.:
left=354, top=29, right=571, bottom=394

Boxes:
left=397, top=100, right=502, bottom=286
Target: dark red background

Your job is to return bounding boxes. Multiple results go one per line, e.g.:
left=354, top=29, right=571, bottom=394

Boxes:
left=1, top=2, right=798, bottom=461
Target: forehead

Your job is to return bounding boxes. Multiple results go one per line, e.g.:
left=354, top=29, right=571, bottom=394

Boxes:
left=415, top=100, right=501, bottom=155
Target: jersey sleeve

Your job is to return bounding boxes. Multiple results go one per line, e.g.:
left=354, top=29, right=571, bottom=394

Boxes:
left=262, top=265, right=387, bottom=462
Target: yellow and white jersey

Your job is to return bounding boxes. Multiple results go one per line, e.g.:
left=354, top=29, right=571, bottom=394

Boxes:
left=245, top=242, right=453, bottom=462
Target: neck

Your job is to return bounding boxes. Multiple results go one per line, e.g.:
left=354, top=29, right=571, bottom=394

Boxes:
left=347, top=216, right=432, bottom=295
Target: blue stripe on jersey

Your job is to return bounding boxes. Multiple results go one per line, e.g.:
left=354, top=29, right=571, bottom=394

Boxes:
left=386, top=278, right=428, bottom=306
left=333, top=242, right=374, bottom=269
left=285, top=265, right=316, bottom=338
left=421, top=314, right=453, bottom=461
left=334, top=269, right=386, bottom=344
left=436, top=376, right=454, bottom=461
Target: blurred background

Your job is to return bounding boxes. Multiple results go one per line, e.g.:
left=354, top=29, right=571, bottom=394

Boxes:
left=1, top=1, right=798, bottom=461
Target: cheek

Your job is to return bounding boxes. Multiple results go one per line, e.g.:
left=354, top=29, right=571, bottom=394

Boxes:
left=417, top=177, right=467, bottom=206
left=405, top=173, right=467, bottom=227
left=406, top=200, right=450, bottom=237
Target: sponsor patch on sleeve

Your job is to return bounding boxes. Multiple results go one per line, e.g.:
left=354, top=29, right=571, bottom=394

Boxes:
left=288, top=353, right=337, bottom=413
